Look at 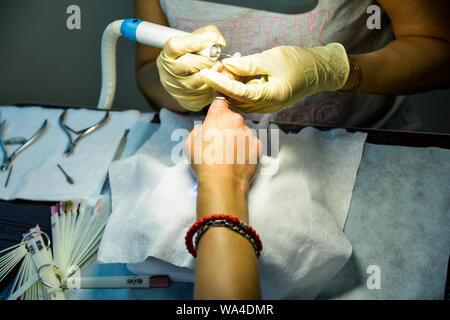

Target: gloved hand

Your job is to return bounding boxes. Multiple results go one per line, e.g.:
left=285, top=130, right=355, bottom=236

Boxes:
left=199, top=43, right=350, bottom=113
left=156, top=25, right=226, bottom=111
left=184, top=53, right=262, bottom=186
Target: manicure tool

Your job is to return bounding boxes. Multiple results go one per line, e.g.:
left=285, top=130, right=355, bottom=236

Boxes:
left=0, top=118, right=48, bottom=171
left=59, top=110, right=110, bottom=155
left=100, top=127, right=130, bottom=194
left=4, top=165, right=13, bottom=187
left=57, top=164, right=74, bottom=185
left=120, top=18, right=226, bottom=61
left=97, top=19, right=229, bottom=110
left=63, top=275, right=170, bottom=289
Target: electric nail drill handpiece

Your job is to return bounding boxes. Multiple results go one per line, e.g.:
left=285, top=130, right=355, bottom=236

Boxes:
left=120, top=18, right=224, bottom=61
left=97, top=18, right=226, bottom=110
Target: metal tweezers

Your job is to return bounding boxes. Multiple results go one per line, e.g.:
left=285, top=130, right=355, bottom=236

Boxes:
left=0, top=118, right=48, bottom=171
left=59, top=110, right=110, bottom=155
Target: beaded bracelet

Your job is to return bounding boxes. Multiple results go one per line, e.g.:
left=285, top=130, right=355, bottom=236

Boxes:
left=185, top=214, right=262, bottom=258
left=194, top=219, right=260, bottom=255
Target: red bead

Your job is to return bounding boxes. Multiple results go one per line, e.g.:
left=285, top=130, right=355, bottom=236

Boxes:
left=186, top=213, right=263, bottom=259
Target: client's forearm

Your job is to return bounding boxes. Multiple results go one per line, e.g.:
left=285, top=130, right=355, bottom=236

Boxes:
left=136, top=61, right=188, bottom=113
left=196, top=174, right=249, bottom=222
left=194, top=177, right=261, bottom=300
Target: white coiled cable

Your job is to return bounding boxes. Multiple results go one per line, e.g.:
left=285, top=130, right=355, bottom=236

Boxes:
left=96, top=19, right=222, bottom=110
left=96, top=19, right=123, bottom=110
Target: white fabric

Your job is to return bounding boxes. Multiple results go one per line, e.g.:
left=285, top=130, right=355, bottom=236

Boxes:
left=0, top=106, right=140, bottom=201
left=98, top=109, right=367, bottom=299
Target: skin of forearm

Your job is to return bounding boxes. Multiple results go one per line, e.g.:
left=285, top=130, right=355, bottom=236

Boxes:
left=196, top=173, right=250, bottom=222
left=136, top=61, right=188, bottom=113
left=194, top=227, right=261, bottom=299
left=341, top=37, right=450, bottom=94
left=194, top=176, right=261, bottom=299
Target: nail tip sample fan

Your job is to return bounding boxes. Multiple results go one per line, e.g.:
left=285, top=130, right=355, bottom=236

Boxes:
left=0, top=199, right=108, bottom=300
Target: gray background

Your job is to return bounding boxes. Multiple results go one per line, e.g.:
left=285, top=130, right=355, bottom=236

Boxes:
left=0, top=0, right=449, bottom=133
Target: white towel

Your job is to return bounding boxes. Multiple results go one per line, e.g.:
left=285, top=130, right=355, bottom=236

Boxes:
left=98, top=109, right=367, bottom=299
left=0, top=106, right=140, bottom=201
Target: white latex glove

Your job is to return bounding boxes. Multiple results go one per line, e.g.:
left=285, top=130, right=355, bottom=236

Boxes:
left=156, top=25, right=226, bottom=112
left=199, top=43, right=350, bottom=113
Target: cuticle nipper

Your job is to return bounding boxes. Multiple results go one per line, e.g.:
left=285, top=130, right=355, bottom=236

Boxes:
left=59, top=110, right=110, bottom=156
left=0, top=118, right=48, bottom=171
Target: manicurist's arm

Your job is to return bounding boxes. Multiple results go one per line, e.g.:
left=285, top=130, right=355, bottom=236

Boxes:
left=133, top=0, right=186, bottom=112
left=341, top=0, right=450, bottom=93
left=199, top=0, right=450, bottom=114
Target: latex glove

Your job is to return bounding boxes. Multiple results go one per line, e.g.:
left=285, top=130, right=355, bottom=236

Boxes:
left=184, top=53, right=262, bottom=184
left=156, top=25, right=226, bottom=111
left=199, top=43, right=350, bottom=113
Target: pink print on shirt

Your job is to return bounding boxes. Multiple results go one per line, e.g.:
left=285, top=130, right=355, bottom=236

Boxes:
left=175, top=9, right=330, bottom=55
left=242, top=101, right=340, bottom=125
left=176, top=10, right=336, bottom=125
left=233, top=17, right=263, bottom=55
left=266, top=17, right=289, bottom=50
left=276, top=101, right=340, bottom=125
left=295, top=9, right=330, bottom=47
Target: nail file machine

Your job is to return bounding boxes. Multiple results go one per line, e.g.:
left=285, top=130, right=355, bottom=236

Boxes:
left=96, top=18, right=225, bottom=110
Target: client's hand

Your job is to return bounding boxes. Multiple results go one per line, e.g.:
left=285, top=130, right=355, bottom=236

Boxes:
left=185, top=55, right=263, bottom=300
left=184, top=56, right=262, bottom=198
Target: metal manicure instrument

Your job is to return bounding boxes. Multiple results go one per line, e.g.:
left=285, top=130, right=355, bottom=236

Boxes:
left=57, top=164, right=74, bottom=185
left=100, top=127, right=130, bottom=194
left=0, top=118, right=48, bottom=171
left=59, top=110, right=110, bottom=156
left=4, top=165, right=13, bottom=187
